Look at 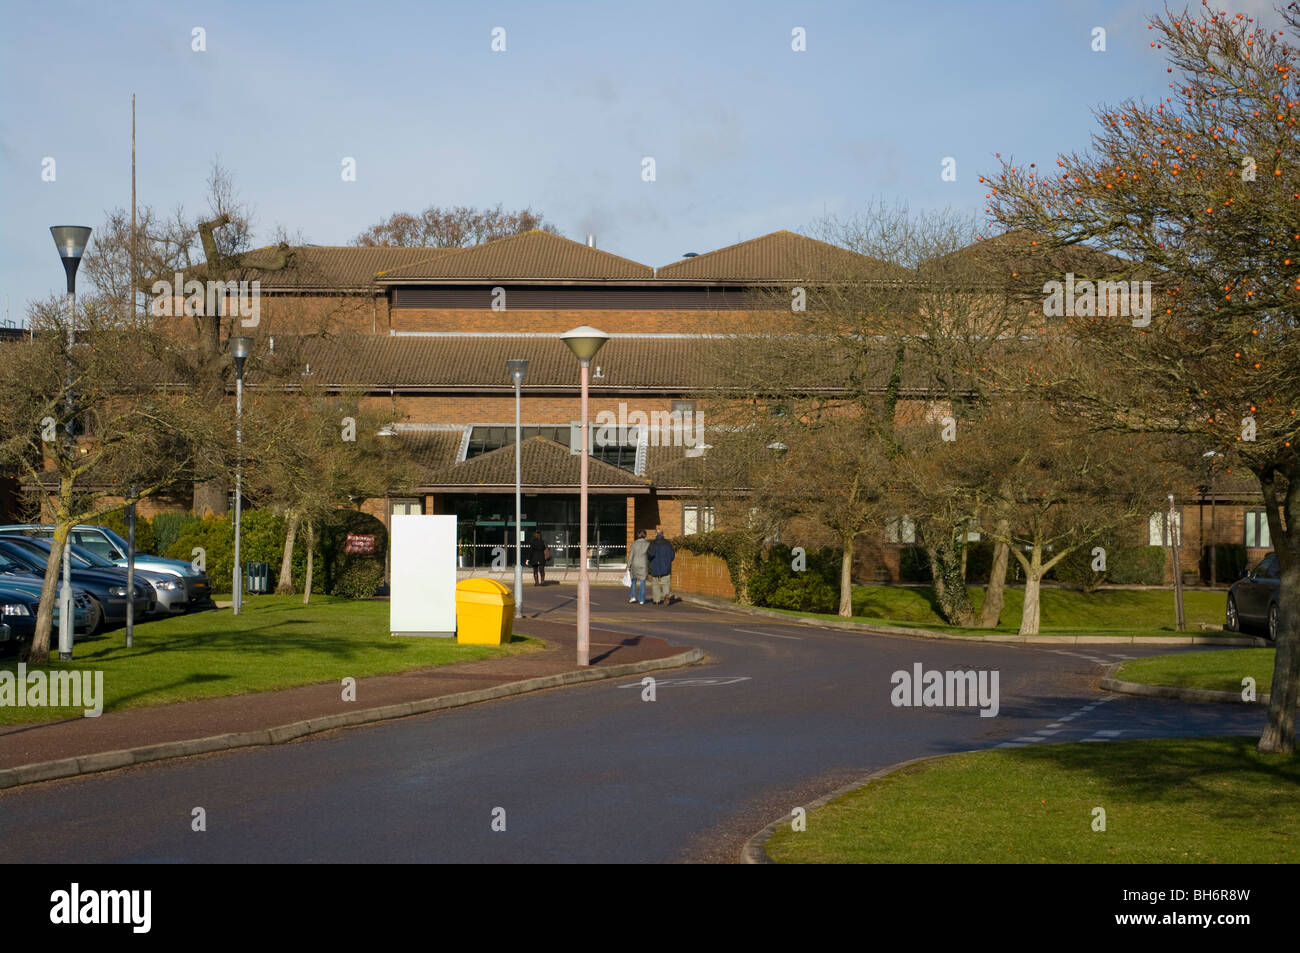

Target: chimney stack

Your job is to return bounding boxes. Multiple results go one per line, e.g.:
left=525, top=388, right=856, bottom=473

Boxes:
left=587, top=235, right=595, bottom=248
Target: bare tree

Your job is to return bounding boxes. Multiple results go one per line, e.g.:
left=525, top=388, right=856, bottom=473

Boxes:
left=0, top=302, right=211, bottom=663
left=352, top=204, right=558, bottom=247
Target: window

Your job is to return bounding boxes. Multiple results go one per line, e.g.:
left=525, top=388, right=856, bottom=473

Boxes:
left=1148, top=510, right=1182, bottom=547
left=466, top=425, right=570, bottom=459
left=885, top=516, right=916, bottom=544
left=1245, top=510, right=1271, bottom=549
left=683, top=504, right=715, bottom=536
left=390, top=499, right=423, bottom=517
left=73, top=531, right=120, bottom=560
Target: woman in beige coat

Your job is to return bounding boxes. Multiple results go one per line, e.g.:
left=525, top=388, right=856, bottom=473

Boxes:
left=627, top=529, right=650, bottom=604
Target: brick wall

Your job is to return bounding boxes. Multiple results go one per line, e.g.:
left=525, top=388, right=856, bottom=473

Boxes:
left=362, top=394, right=700, bottom=426
left=671, top=550, right=735, bottom=599
left=391, top=308, right=753, bottom=335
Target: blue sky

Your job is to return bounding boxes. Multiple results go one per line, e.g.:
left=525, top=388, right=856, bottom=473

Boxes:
left=0, top=0, right=1284, bottom=322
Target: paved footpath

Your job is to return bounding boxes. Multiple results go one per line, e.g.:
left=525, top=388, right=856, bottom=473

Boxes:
left=0, top=601, right=694, bottom=776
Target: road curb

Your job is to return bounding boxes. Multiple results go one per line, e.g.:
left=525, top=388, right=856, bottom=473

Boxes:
left=740, top=753, right=961, bottom=864
left=1100, top=661, right=1284, bottom=707
left=0, top=648, right=705, bottom=791
left=678, top=594, right=1266, bottom=646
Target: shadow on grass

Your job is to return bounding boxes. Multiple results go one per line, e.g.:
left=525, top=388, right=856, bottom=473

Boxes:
left=995, top=736, right=1298, bottom=829
left=106, top=671, right=234, bottom=712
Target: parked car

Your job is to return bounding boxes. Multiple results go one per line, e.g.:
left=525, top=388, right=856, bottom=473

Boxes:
left=0, top=550, right=95, bottom=651
left=1226, top=551, right=1281, bottom=640
left=0, top=536, right=185, bottom=618
left=0, top=524, right=212, bottom=611
left=0, top=539, right=151, bottom=634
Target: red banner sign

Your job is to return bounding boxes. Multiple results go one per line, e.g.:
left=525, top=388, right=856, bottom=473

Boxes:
left=345, top=533, right=377, bottom=554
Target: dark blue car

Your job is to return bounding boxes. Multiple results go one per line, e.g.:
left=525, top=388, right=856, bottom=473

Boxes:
left=0, top=539, right=151, bottom=634
left=1226, top=552, right=1282, bottom=640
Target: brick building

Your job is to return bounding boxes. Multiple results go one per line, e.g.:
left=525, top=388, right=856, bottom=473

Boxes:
left=149, top=229, right=1271, bottom=586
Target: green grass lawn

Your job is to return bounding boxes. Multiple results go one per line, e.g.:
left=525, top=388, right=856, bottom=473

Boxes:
left=767, top=737, right=1299, bottom=863
left=1116, top=649, right=1277, bottom=694
left=0, top=595, right=541, bottom=724
left=756, top=584, right=1240, bottom=637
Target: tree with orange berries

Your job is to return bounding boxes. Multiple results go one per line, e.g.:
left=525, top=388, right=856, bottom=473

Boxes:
left=985, top=1, right=1300, bottom=752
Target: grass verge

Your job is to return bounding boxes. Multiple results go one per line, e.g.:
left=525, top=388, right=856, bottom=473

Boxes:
left=0, top=595, right=541, bottom=724
left=754, top=585, right=1246, bottom=638
left=1116, top=649, right=1276, bottom=694
left=767, top=737, right=1298, bottom=863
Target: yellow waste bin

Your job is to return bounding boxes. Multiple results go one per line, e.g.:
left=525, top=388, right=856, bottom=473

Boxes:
left=455, top=578, right=515, bottom=645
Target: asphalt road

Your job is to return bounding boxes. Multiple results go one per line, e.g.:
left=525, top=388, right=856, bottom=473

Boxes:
left=0, top=587, right=1264, bottom=863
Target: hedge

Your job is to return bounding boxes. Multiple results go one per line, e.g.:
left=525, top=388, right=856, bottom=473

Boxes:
left=746, top=544, right=841, bottom=612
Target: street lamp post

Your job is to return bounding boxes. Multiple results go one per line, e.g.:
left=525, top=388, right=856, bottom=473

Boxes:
left=561, top=327, right=610, bottom=667
left=230, top=336, right=253, bottom=615
left=506, top=359, right=529, bottom=619
left=1170, top=493, right=1186, bottom=632
left=50, top=226, right=92, bottom=660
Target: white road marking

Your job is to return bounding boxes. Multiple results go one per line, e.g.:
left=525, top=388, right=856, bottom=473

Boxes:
left=617, top=676, right=753, bottom=688
left=733, top=627, right=803, bottom=641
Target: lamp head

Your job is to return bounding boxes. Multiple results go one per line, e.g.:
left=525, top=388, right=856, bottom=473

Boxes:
left=50, top=226, right=92, bottom=293
left=560, top=326, right=610, bottom=365
left=229, top=335, right=254, bottom=377
left=506, top=359, right=529, bottom=384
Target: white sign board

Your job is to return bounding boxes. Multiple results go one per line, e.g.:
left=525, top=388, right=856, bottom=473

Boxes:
left=390, top=514, right=457, bottom=637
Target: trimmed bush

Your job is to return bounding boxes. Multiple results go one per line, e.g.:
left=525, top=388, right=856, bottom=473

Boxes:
left=746, top=544, right=841, bottom=612
left=165, top=509, right=297, bottom=594
left=98, top=508, right=156, bottom=557
left=1203, top=543, right=1247, bottom=583
left=316, top=510, right=387, bottom=596
left=899, top=546, right=933, bottom=583
left=964, top=541, right=995, bottom=585
left=333, top=560, right=385, bottom=600
left=152, top=512, right=200, bottom=558
left=1107, top=545, right=1168, bottom=585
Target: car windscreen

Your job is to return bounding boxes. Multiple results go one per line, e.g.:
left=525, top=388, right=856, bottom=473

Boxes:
left=0, top=545, right=41, bottom=570
left=0, top=552, right=34, bottom=574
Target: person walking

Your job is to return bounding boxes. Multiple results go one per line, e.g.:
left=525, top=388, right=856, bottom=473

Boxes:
left=528, top=530, right=549, bottom=586
left=628, top=529, right=650, bottom=605
left=647, top=528, right=675, bottom=605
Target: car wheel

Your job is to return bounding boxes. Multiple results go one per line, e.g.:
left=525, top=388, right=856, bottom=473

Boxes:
left=1268, top=604, right=1279, bottom=642
left=87, top=596, right=106, bottom=636
left=1226, top=595, right=1241, bottom=633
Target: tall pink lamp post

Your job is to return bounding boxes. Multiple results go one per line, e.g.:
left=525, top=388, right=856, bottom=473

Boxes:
left=561, top=326, right=610, bottom=666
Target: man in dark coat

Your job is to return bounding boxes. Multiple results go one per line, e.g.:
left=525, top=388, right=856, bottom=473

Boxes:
left=647, top=528, right=675, bottom=605
left=528, top=530, right=548, bottom=586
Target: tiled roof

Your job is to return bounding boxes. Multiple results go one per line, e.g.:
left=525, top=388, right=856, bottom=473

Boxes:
left=656, top=231, right=912, bottom=282
left=421, top=437, right=650, bottom=491
left=376, top=230, right=654, bottom=281
left=394, top=428, right=464, bottom=473
left=643, top=444, right=707, bottom=489
left=922, top=229, right=1135, bottom=286
left=248, top=333, right=952, bottom=395
left=183, top=245, right=458, bottom=290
